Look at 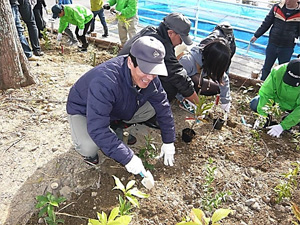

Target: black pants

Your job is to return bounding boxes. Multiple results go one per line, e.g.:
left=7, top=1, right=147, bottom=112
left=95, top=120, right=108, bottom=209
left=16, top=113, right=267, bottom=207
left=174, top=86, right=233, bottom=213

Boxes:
left=18, top=0, right=41, bottom=52
left=33, top=7, right=46, bottom=38
left=75, top=20, right=92, bottom=49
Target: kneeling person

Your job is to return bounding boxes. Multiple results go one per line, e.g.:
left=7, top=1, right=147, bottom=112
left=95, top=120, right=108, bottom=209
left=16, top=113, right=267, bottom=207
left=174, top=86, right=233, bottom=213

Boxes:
left=250, top=58, right=300, bottom=137
left=67, top=36, right=176, bottom=176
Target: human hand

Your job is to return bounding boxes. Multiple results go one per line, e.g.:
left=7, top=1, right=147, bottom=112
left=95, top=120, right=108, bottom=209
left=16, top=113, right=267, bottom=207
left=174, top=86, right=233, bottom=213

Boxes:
left=253, top=119, right=260, bottom=129
left=57, top=33, right=62, bottom=41
left=220, top=102, right=231, bottom=113
left=267, top=124, right=283, bottom=138
left=250, top=36, right=257, bottom=43
left=103, top=3, right=110, bottom=10
left=78, top=29, right=84, bottom=36
left=158, top=143, right=175, bottom=166
left=125, top=155, right=146, bottom=175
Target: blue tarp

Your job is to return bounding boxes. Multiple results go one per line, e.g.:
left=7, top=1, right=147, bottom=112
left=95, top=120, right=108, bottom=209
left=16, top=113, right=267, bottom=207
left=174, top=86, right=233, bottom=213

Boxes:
left=138, top=0, right=300, bottom=60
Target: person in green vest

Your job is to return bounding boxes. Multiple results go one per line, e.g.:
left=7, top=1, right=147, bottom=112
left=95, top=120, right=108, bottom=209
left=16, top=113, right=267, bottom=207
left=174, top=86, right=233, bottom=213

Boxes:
left=103, top=0, right=137, bottom=45
left=51, top=4, right=93, bottom=52
left=250, top=58, right=300, bottom=138
left=88, top=0, right=108, bottom=37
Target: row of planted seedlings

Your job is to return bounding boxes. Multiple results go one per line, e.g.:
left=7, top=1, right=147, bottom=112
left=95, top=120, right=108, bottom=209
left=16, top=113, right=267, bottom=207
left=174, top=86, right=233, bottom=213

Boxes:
left=34, top=94, right=300, bottom=224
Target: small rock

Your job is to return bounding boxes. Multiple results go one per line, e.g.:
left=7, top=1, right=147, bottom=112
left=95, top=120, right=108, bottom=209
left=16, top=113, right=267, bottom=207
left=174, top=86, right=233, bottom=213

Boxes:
left=38, top=217, right=44, bottom=224
left=250, top=202, right=260, bottom=211
left=245, top=198, right=256, bottom=206
left=50, top=182, right=59, bottom=190
left=91, top=192, right=97, bottom=197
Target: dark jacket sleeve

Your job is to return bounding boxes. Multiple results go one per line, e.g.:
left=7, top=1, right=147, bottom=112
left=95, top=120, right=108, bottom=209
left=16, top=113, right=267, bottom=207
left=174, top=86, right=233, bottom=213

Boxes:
left=254, top=5, right=275, bottom=38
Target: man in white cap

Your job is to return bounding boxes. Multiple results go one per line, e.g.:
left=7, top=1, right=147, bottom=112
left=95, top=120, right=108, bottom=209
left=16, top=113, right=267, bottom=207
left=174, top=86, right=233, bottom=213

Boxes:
left=67, top=36, right=176, bottom=176
left=250, top=58, right=300, bottom=137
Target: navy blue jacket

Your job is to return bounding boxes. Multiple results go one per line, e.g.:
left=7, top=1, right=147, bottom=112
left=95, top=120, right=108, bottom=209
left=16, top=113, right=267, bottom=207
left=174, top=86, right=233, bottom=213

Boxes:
left=67, top=55, right=175, bottom=165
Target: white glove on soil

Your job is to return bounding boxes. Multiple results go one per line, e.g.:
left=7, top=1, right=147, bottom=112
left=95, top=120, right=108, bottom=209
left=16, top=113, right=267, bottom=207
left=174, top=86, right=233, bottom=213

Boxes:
left=57, top=33, right=62, bottom=41
left=220, top=102, right=231, bottom=113
left=267, top=124, right=283, bottom=138
left=78, top=29, right=84, bottom=36
left=159, top=143, right=175, bottom=166
left=253, top=119, right=260, bottom=129
left=125, top=155, right=145, bottom=175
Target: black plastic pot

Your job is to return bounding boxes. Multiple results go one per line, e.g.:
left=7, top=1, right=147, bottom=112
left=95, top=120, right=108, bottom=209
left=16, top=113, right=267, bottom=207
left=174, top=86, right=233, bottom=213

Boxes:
left=213, top=118, right=225, bottom=130
left=182, top=128, right=196, bottom=143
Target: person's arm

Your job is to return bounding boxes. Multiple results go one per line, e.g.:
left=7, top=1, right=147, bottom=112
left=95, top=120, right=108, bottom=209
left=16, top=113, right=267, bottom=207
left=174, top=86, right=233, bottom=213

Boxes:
left=257, top=68, right=277, bottom=116
left=58, top=17, right=69, bottom=33
left=86, top=78, right=134, bottom=166
left=253, top=5, right=276, bottom=40
left=119, top=0, right=137, bottom=18
left=219, top=72, right=231, bottom=105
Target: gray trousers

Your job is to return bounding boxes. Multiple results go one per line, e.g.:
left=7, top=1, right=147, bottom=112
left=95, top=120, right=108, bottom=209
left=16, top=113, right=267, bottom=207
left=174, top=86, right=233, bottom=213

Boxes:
left=118, top=15, right=138, bottom=45
left=68, top=102, right=155, bottom=158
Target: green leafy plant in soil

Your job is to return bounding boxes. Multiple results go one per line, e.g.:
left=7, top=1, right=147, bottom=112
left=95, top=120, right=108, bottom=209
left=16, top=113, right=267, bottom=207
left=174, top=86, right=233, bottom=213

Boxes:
left=201, top=158, right=232, bottom=212
left=138, top=135, right=158, bottom=170
left=35, top=192, right=66, bottom=225
left=177, top=208, right=233, bottom=225
left=274, top=162, right=299, bottom=203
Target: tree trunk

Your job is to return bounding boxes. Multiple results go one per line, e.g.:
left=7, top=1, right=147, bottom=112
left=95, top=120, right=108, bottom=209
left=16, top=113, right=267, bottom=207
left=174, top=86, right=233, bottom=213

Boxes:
left=0, top=0, right=37, bottom=90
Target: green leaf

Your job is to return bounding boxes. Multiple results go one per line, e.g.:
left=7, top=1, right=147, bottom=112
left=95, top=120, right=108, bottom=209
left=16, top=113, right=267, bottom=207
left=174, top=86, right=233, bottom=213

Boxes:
left=35, top=200, right=48, bottom=209
left=56, top=196, right=66, bottom=204
left=56, top=218, right=64, bottom=223
left=99, top=211, right=108, bottom=224
left=211, top=208, right=232, bottom=223
left=47, top=204, right=54, bottom=219
left=108, top=207, right=120, bottom=221
left=112, top=176, right=125, bottom=193
left=190, top=208, right=205, bottom=224
left=50, top=201, right=59, bottom=207
left=128, top=188, right=150, bottom=198
left=108, top=215, right=132, bottom=225
left=88, top=218, right=102, bottom=225
left=126, top=195, right=139, bottom=208
left=36, top=195, right=48, bottom=203
left=125, top=180, right=135, bottom=191
left=38, top=205, right=48, bottom=217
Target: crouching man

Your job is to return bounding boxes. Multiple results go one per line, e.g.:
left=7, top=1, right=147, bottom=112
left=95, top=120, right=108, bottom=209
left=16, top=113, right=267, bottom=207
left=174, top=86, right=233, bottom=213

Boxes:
left=250, top=58, right=300, bottom=137
left=66, top=36, right=176, bottom=178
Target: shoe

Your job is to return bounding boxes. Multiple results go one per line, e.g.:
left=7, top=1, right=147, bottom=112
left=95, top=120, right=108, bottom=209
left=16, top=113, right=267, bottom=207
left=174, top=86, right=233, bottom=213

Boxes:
left=112, top=126, right=137, bottom=145
left=28, top=55, right=38, bottom=61
left=110, top=120, right=134, bottom=130
left=140, top=116, right=160, bottom=129
left=127, top=134, right=137, bottom=145
left=80, top=48, right=87, bottom=52
left=67, top=39, right=78, bottom=46
left=102, top=34, right=108, bottom=37
left=33, top=51, right=44, bottom=56
left=83, top=154, right=99, bottom=165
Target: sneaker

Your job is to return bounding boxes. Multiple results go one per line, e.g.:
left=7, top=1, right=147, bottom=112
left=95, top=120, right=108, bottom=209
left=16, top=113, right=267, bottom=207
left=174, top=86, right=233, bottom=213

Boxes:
left=67, top=39, right=78, bottom=46
left=33, top=50, right=44, bottom=56
left=28, top=55, right=38, bottom=61
left=83, top=154, right=99, bottom=165
left=139, top=116, right=160, bottom=129
left=80, top=48, right=87, bottom=52
left=102, top=34, right=108, bottom=37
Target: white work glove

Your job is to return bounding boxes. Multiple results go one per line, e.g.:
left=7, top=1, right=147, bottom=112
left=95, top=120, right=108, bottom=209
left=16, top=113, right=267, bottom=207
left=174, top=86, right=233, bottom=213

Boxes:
left=57, top=33, right=62, bottom=41
left=253, top=119, right=260, bottom=129
left=267, top=124, right=283, bottom=138
left=125, top=155, right=146, bottom=175
left=78, top=29, right=84, bottom=36
left=220, top=102, right=231, bottom=113
left=159, top=143, right=175, bottom=166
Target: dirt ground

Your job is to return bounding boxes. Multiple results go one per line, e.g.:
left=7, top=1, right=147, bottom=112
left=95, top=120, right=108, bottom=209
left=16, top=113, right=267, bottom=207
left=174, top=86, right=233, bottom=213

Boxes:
left=1, top=33, right=300, bottom=225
